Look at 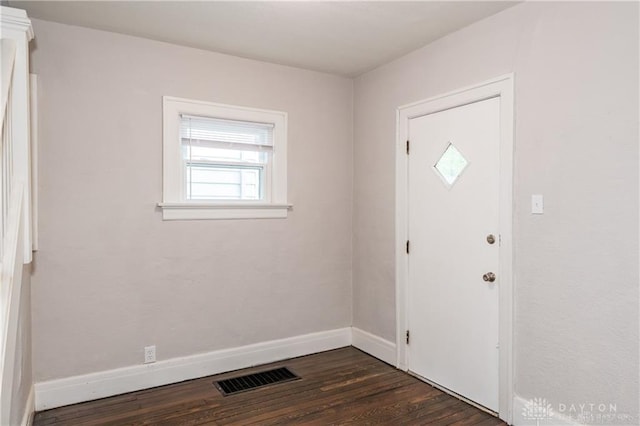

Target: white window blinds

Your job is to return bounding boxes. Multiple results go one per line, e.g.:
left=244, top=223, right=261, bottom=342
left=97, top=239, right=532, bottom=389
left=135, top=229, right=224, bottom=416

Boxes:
left=180, top=115, right=274, bottom=151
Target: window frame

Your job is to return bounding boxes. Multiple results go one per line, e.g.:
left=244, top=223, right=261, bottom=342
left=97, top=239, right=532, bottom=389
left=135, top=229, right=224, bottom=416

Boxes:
left=159, top=96, right=290, bottom=220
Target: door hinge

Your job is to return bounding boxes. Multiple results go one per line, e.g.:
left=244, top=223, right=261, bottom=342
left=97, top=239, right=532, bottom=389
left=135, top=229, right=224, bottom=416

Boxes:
left=406, top=140, right=410, bottom=154
left=406, top=330, right=410, bottom=345
left=406, top=240, right=410, bottom=254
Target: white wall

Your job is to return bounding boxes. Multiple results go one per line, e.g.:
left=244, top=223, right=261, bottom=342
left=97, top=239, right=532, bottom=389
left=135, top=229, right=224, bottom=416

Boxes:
left=353, top=1, right=638, bottom=421
left=29, top=19, right=353, bottom=382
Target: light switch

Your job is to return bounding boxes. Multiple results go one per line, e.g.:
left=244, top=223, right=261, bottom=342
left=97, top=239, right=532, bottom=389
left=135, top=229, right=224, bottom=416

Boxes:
left=531, top=194, right=544, bottom=214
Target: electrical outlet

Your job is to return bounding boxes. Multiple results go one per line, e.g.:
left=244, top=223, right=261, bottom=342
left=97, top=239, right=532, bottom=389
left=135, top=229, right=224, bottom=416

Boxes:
left=144, top=345, right=156, bottom=364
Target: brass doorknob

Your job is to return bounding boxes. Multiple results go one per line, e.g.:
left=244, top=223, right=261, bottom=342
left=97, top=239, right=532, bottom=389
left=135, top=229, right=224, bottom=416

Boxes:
left=483, top=272, right=496, bottom=282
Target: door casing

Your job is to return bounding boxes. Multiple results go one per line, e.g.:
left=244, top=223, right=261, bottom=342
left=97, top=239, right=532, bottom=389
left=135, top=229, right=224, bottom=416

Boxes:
left=395, top=74, right=514, bottom=424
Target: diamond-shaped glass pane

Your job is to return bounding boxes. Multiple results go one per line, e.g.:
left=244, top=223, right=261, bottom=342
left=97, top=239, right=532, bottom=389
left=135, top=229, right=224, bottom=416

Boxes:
left=434, top=143, right=468, bottom=186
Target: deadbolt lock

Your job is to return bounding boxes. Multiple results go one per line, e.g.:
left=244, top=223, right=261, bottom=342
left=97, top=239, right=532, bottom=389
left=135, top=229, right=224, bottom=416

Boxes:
left=486, top=234, right=496, bottom=244
left=483, top=272, right=496, bottom=282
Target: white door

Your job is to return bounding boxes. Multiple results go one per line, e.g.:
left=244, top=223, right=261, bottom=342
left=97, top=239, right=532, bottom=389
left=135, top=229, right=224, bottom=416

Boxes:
left=407, top=97, right=501, bottom=412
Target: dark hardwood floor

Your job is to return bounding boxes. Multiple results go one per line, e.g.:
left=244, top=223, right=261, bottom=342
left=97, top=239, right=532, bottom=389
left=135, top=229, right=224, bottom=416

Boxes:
left=34, top=347, right=506, bottom=425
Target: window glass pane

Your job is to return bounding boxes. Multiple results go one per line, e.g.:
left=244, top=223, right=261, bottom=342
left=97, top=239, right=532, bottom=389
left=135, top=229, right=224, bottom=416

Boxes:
left=434, top=143, right=468, bottom=187
left=190, top=168, right=241, bottom=184
left=190, top=182, right=241, bottom=199
left=185, top=165, right=263, bottom=201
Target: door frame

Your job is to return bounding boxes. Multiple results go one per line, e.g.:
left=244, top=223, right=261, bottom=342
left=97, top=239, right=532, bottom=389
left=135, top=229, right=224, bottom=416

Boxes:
left=395, top=74, right=514, bottom=423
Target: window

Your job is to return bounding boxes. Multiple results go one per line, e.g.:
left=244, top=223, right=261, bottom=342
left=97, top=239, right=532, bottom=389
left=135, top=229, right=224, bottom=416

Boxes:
left=181, top=115, right=271, bottom=201
left=159, top=97, right=289, bottom=220
left=433, top=142, right=468, bottom=188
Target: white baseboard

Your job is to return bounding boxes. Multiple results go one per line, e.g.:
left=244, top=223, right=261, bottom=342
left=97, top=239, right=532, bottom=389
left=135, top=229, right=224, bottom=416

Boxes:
left=20, top=385, right=34, bottom=426
left=513, top=395, right=583, bottom=426
left=35, top=327, right=351, bottom=411
left=351, top=327, right=397, bottom=366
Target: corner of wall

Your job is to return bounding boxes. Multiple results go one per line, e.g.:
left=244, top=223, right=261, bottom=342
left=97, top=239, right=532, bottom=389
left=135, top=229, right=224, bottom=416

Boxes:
left=351, top=327, right=396, bottom=367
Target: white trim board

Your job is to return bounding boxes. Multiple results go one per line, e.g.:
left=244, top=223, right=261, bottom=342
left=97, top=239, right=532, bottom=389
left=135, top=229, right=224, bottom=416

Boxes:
left=29, top=73, right=38, bottom=252
left=35, top=328, right=351, bottom=411
left=20, top=385, right=34, bottom=426
left=351, top=328, right=396, bottom=366
left=395, top=74, right=515, bottom=424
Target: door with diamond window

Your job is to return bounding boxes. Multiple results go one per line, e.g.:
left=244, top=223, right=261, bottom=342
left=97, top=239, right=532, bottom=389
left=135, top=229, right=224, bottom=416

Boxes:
left=407, top=97, right=500, bottom=411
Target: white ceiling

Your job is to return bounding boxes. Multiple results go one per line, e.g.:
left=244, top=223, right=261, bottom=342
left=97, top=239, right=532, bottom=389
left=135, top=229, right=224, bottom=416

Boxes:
left=9, top=1, right=519, bottom=77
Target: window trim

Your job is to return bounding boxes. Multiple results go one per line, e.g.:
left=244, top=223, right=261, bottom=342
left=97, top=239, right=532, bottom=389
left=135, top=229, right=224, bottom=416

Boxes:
left=159, top=96, right=290, bottom=220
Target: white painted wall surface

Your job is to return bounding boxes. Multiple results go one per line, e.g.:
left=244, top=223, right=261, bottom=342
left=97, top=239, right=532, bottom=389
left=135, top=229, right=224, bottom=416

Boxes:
left=29, top=19, right=353, bottom=382
left=353, top=1, right=638, bottom=422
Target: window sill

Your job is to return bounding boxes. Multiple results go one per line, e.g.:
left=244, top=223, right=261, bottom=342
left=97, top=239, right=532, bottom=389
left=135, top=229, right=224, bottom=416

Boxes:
left=157, top=202, right=292, bottom=220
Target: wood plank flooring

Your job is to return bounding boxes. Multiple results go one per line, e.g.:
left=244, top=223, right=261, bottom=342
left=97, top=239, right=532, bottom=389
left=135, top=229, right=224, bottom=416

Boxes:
left=34, top=347, right=507, bottom=425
